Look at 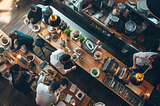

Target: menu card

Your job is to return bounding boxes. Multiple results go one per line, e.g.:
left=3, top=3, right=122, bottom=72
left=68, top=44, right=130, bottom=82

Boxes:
left=56, top=101, right=66, bottom=106
left=69, top=84, right=77, bottom=93
left=65, top=94, right=72, bottom=103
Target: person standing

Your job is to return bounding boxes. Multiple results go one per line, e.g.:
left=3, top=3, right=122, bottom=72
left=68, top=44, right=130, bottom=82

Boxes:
left=8, top=30, right=34, bottom=52
left=50, top=49, right=76, bottom=74
left=36, top=76, right=66, bottom=106
left=27, top=4, right=42, bottom=24
left=132, top=52, right=160, bottom=70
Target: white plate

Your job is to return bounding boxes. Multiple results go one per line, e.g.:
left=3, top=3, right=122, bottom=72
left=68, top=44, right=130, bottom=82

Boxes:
left=47, top=26, right=57, bottom=34
left=94, top=102, right=105, bottom=106
left=32, top=24, right=40, bottom=32
left=71, top=30, right=81, bottom=40
left=75, top=90, right=84, bottom=101
left=71, top=53, right=79, bottom=61
left=73, top=46, right=83, bottom=55
left=1, top=37, right=9, bottom=46
left=94, top=51, right=102, bottom=60
left=63, top=47, right=71, bottom=54
left=24, top=17, right=33, bottom=28
left=2, top=70, right=12, bottom=81
left=90, top=68, right=100, bottom=77
left=86, top=40, right=94, bottom=50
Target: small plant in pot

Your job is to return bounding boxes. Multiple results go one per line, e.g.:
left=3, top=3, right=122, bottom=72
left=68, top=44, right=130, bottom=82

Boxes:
left=79, top=35, right=85, bottom=43
left=64, top=28, right=72, bottom=36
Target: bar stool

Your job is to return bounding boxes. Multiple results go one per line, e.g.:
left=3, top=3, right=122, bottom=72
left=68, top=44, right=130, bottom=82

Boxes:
left=35, top=37, right=53, bottom=57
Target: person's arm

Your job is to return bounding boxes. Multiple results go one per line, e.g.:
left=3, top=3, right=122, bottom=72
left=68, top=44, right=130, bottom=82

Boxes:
left=132, top=55, right=139, bottom=69
left=11, top=39, right=15, bottom=50
left=21, top=67, right=29, bottom=71
left=12, top=42, right=22, bottom=52
left=65, top=65, right=76, bottom=74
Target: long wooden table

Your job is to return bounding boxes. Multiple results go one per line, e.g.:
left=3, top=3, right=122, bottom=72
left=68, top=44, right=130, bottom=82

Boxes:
left=24, top=6, right=155, bottom=106
left=0, top=29, right=91, bottom=106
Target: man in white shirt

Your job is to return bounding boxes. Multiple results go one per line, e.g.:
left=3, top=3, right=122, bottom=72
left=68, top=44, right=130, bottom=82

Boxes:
left=50, top=49, right=76, bottom=74
left=35, top=76, right=65, bottom=106
left=132, top=52, right=160, bottom=69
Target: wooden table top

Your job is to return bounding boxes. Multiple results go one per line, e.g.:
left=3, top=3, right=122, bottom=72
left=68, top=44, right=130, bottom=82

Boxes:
left=0, top=29, right=91, bottom=106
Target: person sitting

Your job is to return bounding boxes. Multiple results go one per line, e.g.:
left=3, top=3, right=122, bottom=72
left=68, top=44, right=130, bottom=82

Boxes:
left=36, top=77, right=66, bottom=106
left=8, top=30, right=34, bottom=53
left=132, top=52, right=160, bottom=70
left=9, top=64, right=36, bottom=83
left=27, top=4, right=42, bottom=24
left=13, top=71, right=38, bottom=95
left=50, top=49, right=76, bottom=75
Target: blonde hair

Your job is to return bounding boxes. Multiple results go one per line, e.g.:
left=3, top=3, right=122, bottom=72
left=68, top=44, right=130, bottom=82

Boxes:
left=8, top=31, right=17, bottom=39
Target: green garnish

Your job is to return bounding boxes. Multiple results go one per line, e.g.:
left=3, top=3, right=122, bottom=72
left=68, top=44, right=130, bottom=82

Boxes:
left=92, top=69, right=98, bottom=75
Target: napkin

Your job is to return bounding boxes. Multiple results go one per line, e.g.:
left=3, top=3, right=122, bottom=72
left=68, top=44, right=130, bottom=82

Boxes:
left=69, top=84, right=77, bottom=93
left=65, top=94, right=72, bottom=103
left=0, top=64, right=7, bottom=72
left=56, top=101, right=66, bottom=106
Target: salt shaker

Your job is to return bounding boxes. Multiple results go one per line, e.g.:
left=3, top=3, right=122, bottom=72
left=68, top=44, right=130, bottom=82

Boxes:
left=98, top=45, right=102, bottom=50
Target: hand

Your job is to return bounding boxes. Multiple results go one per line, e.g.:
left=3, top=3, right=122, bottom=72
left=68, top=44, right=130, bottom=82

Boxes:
left=72, top=66, right=76, bottom=70
left=132, top=66, right=137, bottom=69
left=35, top=76, right=39, bottom=80
left=29, top=70, right=33, bottom=74
left=45, top=76, right=51, bottom=81
left=29, top=18, right=34, bottom=23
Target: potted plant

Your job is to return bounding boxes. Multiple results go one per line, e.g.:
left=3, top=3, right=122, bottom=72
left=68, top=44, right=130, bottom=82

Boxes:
left=64, top=28, right=72, bottom=36
left=79, top=35, right=85, bottom=43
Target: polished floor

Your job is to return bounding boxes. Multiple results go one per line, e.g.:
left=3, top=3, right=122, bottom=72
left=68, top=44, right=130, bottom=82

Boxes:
left=0, top=0, right=152, bottom=106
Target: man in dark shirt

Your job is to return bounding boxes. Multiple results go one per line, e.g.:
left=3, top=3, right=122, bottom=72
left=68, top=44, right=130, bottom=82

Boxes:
left=27, top=4, right=42, bottom=24
left=8, top=30, right=34, bottom=52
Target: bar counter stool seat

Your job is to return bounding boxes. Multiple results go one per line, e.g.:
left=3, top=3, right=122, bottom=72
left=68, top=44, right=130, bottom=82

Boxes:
left=35, top=37, right=53, bottom=57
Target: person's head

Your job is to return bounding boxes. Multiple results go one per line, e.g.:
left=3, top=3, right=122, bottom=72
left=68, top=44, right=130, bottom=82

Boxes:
left=150, top=54, right=160, bottom=69
left=8, top=31, right=18, bottom=39
left=60, top=54, right=71, bottom=63
left=15, top=71, right=28, bottom=84
left=10, top=64, right=21, bottom=72
left=30, top=4, right=37, bottom=12
left=49, top=80, right=60, bottom=92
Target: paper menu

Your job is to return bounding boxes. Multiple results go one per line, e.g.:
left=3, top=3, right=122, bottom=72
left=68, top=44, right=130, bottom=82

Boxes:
left=69, top=83, right=77, bottom=93
left=65, top=94, right=72, bottom=103
left=56, top=101, right=66, bottom=106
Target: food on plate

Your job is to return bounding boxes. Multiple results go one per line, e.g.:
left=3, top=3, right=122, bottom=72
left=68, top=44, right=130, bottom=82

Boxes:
left=32, top=84, right=37, bottom=91
left=27, top=54, right=34, bottom=61
left=4, top=72, right=10, bottom=78
left=48, top=69, right=54, bottom=75
left=0, top=47, right=4, bottom=53
left=78, top=93, right=82, bottom=98
left=95, top=52, right=101, bottom=58
left=52, top=34, right=58, bottom=39
left=2, top=37, right=9, bottom=44
left=41, top=72, right=44, bottom=76
left=75, top=48, right=82, bottom=55
left=50, top=27, right=56, bottom=31
left=60, top=93, right=66, bottom=100
left=74, top=31, right=79, bottom=38
left=72, top=54, right=77, bottom=59
left=92, top=69, right=98, bottom=75
left=34, top=25, right=38, bottom=30
left=63, top=48, right=68, bottom=53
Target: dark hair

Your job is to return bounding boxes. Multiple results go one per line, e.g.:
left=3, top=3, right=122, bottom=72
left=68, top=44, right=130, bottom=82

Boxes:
left=152, top=54, right=160, bottom=69
left=50, top=81, right=60, bottom=91
left=15, top=71, right=28, bottom=85
left=8, top=31, right=17, bottom=39
left=10, top=64, right=21, bottom=72
left=30, top=4, right=36, bottom=10
left=60, top=54, right=71, bottom=62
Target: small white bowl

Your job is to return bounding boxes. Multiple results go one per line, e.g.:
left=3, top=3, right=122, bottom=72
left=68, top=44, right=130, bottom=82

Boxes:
left=1, top=37, right=9, bottom=45
left=32, top=24, right=40, bottom=32
left=91, top=68, right=100, bottom=77
left=94, top=51, right=102, bottom=60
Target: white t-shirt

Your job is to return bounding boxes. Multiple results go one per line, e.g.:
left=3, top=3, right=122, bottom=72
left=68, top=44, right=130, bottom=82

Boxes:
left=50, top=49, right=67, bottom=74
left=36, top=83, right=58, bottom=106
left=134, top=52, right=157, bottom=66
